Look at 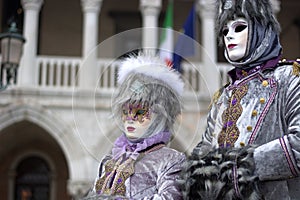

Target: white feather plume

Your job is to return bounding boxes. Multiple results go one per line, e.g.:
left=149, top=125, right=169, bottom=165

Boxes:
left=117, top=54, right=184, bottom=96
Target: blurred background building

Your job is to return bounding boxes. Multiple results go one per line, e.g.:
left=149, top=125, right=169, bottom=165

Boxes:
left=0, top=0, right=299, bottom=199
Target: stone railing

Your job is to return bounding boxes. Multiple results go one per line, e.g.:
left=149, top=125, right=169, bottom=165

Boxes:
left=36, top=56, right=231, bottom=93
left=37, top=56, right=81, bottom=88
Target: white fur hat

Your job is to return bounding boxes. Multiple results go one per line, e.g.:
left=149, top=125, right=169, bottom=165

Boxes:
left=117, top=53, right=184, bottom=96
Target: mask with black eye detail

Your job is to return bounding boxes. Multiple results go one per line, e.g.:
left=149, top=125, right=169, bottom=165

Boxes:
left=222, top=18, right=249, bottom=62
left=222, top=22, right=248, bottom=36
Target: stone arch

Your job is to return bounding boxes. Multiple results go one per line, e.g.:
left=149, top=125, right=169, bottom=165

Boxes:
left=0, top=102, right=88, bottom=181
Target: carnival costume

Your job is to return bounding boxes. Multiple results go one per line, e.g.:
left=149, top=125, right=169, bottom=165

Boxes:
left=90, top=53, right=186, bottom=199
left=183, top=0, right=300, bottom=199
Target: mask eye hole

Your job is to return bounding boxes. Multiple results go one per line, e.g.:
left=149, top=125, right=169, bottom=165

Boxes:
left=234, top=24, right=247, bottom=33
left=136, top=109, right=146, bottom=116
left=222, top=28, right=229, bottom=36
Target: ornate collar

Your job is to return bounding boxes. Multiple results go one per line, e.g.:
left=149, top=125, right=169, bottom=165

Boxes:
left=112, top=131, right=171, bottom=160
left=228, top=56, right=281, bottom=82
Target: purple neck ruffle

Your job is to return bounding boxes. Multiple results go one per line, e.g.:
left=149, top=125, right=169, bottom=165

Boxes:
left=112, top=131, right=171, bottom=160
left=228, top=55, right=281, bottom=82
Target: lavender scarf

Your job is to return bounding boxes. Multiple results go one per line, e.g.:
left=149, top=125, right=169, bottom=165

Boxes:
left=111, top=131, right=171, bottom=160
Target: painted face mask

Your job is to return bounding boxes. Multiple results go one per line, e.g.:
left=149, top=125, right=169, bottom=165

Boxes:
left=122, top=103, right=152, bottom=140
left=223, top=18, right=248, bottom=61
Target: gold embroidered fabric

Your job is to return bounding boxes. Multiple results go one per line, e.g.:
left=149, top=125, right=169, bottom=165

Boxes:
left=95, top=143, right=165, bottom=196
left=208, top=89, right=221, bottom=110
left=292, top=61, right=300, bottom=76
left=208, top=83, right=230, bottom=110
left=96, top=156, right=135, bottom=196
left=218, top=84, right=248, bottom=147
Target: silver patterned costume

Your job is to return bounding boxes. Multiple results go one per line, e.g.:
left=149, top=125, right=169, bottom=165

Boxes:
left=184, top=0, right=300, bottom=199
left=192, top=60, right=300, bottom=199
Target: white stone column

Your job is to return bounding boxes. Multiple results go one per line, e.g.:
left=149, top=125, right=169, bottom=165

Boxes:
left=80, top=0, right=102, bottom=89
left=140, top=0, right=161, bottom=54
left=198, top=0, right=220, bottom=95
left=19, top=0, right=43, bottom=86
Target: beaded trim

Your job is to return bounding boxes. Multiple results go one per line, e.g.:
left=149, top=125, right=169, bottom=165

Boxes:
left=218, top=84, right=248, bottom=148
left=248, top=77, right=277, bottom=144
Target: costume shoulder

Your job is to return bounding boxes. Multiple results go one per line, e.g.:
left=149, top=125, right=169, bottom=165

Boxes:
left=208, top=82, right=230, bottom=109
left=140, top=146, right=186, bottom=171
left=98, top=154, right=113, bottom=177
left=277, top=58, right=300, bottom=77
left=147, top=146, right=186, bottom=160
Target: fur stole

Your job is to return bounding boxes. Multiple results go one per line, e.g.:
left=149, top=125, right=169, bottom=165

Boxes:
left=181, top=146, right=262, bottom=200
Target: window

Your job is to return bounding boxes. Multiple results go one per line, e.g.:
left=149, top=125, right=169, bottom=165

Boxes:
left=15, top=156, right=50, bottom=200
left=1, top=0, right=23, bottom=32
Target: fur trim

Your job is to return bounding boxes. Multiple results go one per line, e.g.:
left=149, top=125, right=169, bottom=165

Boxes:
left=117, top=52, right=184, bottom=96
left=181, top=146, right=262, bottom=200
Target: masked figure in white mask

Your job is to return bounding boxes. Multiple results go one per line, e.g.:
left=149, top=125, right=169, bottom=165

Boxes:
left=183, top=0, right=300, bottom=199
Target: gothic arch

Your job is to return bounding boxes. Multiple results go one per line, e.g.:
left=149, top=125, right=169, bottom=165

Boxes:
left=0, top=102, right=88, bottom=181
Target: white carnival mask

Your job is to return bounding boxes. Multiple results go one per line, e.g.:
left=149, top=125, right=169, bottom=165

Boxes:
left=223, top=18, right=248, bottom=61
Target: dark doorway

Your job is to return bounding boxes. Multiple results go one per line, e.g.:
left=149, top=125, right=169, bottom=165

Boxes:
left=15, top=156, right=50, bottom=200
